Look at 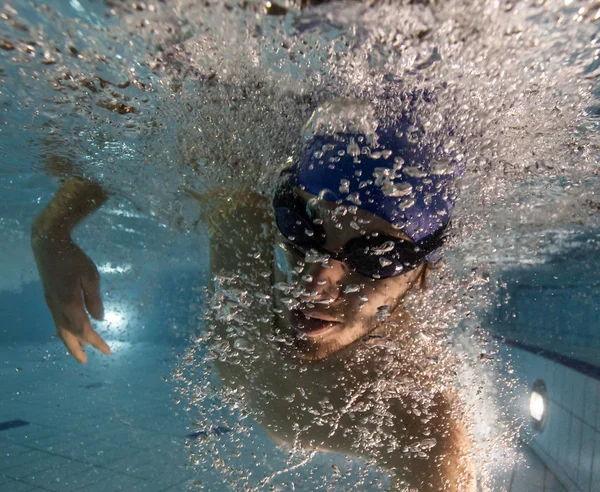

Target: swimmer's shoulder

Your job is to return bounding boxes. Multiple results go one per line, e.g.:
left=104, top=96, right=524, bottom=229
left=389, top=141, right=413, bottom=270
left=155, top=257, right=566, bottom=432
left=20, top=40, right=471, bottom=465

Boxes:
left=185, top=186, right=274, bottom=277
left=185, top=186, right=272, bottom=236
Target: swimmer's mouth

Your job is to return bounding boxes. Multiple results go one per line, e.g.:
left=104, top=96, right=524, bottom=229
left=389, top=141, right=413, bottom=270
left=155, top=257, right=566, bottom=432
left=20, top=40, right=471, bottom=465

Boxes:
left=290, top=310, right=343, bottom=337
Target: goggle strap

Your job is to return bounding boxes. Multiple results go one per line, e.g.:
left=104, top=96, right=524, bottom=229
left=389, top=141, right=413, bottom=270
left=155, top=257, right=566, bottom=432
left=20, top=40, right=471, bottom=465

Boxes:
left=413, top=222, right=450, bottom=258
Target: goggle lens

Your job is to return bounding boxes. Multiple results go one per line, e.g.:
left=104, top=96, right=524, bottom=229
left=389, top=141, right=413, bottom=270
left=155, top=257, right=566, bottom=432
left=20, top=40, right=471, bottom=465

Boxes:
left=275, top=207, right=324, bottom=250
left=273, top=183, right=443, bottom=279
left=344, top=237, right=416, bottom=279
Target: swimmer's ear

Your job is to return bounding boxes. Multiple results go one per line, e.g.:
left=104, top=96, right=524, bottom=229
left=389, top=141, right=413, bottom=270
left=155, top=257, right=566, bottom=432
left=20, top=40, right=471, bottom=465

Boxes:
left=418, top=262, right=431, bottom=291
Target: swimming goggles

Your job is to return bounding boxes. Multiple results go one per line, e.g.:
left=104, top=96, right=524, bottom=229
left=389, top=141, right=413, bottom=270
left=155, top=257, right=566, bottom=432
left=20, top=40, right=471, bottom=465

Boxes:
left=273, top=182, right=448, bottom=279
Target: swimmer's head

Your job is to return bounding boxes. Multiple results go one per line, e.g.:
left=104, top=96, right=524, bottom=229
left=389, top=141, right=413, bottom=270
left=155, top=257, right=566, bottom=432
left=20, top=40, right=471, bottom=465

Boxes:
left=272, top=115, right=462, bottom=361
left=286, top=126, right=459, bottom=244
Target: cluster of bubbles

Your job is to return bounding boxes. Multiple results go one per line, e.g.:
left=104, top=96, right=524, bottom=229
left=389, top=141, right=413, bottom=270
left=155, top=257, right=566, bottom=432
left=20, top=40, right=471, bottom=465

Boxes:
left=1, top=0, right=597, bottom=247
left=2, top=0, right=600, bottom=489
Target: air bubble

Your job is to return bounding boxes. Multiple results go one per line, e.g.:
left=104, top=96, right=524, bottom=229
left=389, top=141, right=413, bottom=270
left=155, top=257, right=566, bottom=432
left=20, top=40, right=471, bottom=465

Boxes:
left=233, top=338, right=255, bottom=353
left=274, top=282, right=293, bottom=294
left=347, top=192, right=362, bottom=205
left=372, top=241, right=395, bottom=254
left=339, top=179, right=350, bottom=194
left=281, top=297, right=299, bottom=310
left=379, top=257, right=393, bottom=267
left=403, top=167, right=427, bottom=178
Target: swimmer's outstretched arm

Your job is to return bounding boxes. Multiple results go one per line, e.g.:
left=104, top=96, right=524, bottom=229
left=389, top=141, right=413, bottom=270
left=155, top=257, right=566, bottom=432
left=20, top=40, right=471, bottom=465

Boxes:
left=31, top=178, right=111, bottom=364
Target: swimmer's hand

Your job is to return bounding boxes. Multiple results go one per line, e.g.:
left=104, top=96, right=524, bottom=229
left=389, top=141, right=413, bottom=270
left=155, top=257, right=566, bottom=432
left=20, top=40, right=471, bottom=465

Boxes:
left=31, top=178, right=110, bottom=364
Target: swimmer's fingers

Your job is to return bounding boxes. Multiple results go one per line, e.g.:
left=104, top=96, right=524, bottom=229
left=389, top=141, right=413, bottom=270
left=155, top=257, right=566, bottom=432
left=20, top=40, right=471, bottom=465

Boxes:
left=51, top=309, right=88, bottom=364
left=65, top=306, right=111, bottom=359
left=85, top=326, right=111, bottom=357
left=60, top=330, right=89, bottom=364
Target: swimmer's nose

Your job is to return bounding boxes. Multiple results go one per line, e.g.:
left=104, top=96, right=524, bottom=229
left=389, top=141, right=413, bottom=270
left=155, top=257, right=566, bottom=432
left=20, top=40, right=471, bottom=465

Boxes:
left=299, top=259, right=344, bottom=303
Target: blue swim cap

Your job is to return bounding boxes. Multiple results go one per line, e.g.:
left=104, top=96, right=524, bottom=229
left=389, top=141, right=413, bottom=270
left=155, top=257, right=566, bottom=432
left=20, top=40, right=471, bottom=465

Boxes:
left=283, top=122, right=462, bottom=244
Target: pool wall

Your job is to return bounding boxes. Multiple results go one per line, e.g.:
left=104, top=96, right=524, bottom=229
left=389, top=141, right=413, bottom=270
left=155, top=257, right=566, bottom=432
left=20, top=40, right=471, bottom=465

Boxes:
left=500, top=344, right=600, bottom=491
left=491, top=242, right=600, bottom=492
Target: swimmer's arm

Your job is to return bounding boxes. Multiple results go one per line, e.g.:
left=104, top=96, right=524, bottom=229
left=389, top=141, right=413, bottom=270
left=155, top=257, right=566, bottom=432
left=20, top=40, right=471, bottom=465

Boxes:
left=32, top=178, right=108, bottom=238
left=189, top=186, right=274, bottom=389
left=386, top=393, right=475, bottom=492
left=184, top=186, right=268, bottom=223
left=184, top=187, right=273, bottom=276
left=31, top=178, right=111, bottom=364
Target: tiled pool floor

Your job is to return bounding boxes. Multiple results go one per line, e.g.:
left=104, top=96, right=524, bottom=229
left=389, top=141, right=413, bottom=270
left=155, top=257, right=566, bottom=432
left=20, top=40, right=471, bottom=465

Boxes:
left=1, top=342, right=199, bottom=491
left=0, top=342, right=565, bottom=491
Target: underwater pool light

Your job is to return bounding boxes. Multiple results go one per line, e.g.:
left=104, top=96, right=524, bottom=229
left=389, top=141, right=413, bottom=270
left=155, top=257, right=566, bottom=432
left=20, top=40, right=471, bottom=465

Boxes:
left=98, top=263, right=132, bottom=275
left=104, top=310, right=126, bottom=327
left=530, top=380, right=549, bottom=431
left=530, top=391, right=544, bottom=421
left=100, top=305, right=131, bottom=336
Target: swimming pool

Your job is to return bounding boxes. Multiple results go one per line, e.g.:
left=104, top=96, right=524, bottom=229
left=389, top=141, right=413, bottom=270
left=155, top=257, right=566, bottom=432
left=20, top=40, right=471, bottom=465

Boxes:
left=1, top=0, right=600, bottom=490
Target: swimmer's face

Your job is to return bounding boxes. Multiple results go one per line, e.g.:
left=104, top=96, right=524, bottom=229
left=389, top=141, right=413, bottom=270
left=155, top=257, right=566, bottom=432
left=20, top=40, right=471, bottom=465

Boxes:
left=273, top=188, right=425, bottom=361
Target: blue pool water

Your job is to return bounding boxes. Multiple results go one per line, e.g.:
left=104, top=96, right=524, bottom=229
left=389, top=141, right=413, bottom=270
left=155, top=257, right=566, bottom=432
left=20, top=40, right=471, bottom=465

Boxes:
left=2, top=0, right=600, bottom=490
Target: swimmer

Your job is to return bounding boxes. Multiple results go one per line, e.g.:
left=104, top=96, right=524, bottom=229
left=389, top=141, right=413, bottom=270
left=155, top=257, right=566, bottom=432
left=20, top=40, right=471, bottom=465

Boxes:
left=30, top=100, right=474, bottom=490
left=270, top=118, right=455, bottom=362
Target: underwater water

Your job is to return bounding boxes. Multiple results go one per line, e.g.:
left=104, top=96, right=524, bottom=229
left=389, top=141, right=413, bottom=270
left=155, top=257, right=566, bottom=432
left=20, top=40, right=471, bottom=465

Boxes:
left=1, top=0, right=600, bottom=490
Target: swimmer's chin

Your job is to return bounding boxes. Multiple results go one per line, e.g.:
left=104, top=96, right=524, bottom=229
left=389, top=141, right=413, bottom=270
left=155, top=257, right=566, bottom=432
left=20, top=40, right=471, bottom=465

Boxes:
left=273, top=335, right=335, bottom=362
left=272, top=321, right=368, bottom=362
left=272, top=325, right=344, bottom=362
left=278, top=346, right=342, bottom=363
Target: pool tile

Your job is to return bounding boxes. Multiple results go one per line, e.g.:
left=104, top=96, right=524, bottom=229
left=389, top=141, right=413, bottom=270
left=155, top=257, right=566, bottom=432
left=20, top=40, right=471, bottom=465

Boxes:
left=2, top=453, right=73, bottom=479
left=0, top=449, right=49, bottom=472
left=0, top=478, right=37, bottom=491
left=1, top=443, right=34, bottom=458
left=543, top=467, right=566, bottom=491
left=104, top=449, right=158, bottom=473
left=511, top=460, right=545, bottom=490
left=123, top=459, right=192, bottom=482
left=70, top=441, right=138, bottom=466
left=564, top=416, right=581, bottom=484
left=577, top=423, right=594, bottom=492
left=591, top=431, right=600, bottom=492
left=20, top=462, right=108, bottom=492
left=59, top=467, right=116, bottom=492
left=583, top=376, right=599, bottom=430
left=545, top=402, right=563, bottom=463
left=552, top=365, right=566, bottom=408
left=564, top=368, right=585, bottom=421
left=74, top=472, right=149, bottom=491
